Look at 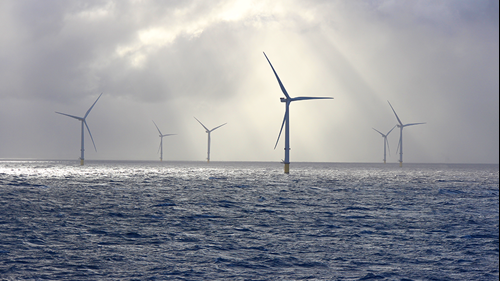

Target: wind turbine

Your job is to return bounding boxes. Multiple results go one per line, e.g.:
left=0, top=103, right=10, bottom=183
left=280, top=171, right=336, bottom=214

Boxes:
left=152, top=120, right=176, bottom=161
left=55, top=93, right=103, bottom=165
left=372, top=125, right=396, bottom=164
left=263, top=52, right=333, bottom=174
left=387, top=101, right=426, bottom=167
left=194, top=117, right=226, bottom=162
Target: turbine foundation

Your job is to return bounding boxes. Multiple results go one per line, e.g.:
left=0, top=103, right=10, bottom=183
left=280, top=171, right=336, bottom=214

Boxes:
left=80, top=159, right=84, bottom=166
left=284, top=163, right=290, bottom=174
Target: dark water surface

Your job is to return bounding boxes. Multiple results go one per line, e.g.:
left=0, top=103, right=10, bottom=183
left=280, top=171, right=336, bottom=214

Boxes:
left=0, top=161, right=498, bottom=280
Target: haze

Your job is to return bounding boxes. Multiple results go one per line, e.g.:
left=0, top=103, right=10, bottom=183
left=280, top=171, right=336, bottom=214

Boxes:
left=0, top=0, right=498, bottom=164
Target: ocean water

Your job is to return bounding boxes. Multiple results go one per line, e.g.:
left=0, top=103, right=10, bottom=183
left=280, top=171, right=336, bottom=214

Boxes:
left=0, top=161, right=498, bottom=280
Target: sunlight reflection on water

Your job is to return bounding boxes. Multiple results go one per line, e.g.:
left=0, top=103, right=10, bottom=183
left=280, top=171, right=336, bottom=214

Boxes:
left=0, top=161, right=498, bottom=280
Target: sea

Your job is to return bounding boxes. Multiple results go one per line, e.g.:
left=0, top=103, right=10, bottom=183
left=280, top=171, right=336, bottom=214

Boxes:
left=0, top=160, right=498, bottom=280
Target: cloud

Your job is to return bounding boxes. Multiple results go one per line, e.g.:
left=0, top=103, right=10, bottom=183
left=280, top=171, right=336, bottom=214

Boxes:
left=0, top=0, right=498, bottom=164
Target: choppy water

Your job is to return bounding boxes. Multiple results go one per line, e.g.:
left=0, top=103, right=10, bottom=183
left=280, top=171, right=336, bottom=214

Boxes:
left=0, top=161, right=498, bottom=280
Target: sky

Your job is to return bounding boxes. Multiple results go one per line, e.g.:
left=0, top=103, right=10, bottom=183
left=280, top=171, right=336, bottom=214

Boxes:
left=0, top=0, right=498, bottom=164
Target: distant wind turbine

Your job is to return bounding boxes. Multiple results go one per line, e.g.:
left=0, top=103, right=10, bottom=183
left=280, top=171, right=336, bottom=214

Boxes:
left=387, top=101, right=426, bottom=167
left=55, top=93, right=103, bottom=165
left=194, top=117, right=226, bottom=162
left=373, top=125, right=396, bottom=164
left=263, top=52, right=333, bottom=174
left=152, top=120, right=176, bottom=161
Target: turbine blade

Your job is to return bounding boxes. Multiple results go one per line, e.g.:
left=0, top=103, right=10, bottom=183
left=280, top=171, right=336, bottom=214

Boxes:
left=162, top=134, right=176, bottom=137
left=387, top=125, right=397, bottom=136
left=55, top=112, right=83, bottom=121
left=194, top=117, right=209, bottom=131
left=84, top=93, right=103, bottom=119
left=210, top=123, right=227, bottom=132
left=372, top=128, right=384, bottom=136
left=403, top=122, right=426, bottom=127
left=291, top=97, right=333, bottom=101
left=386, top=137, right=391, bottom=156
left=84, top=120, right=97, bottom=152
left=157, top=141, right=161, bottom=154
left=263, top=52, right=291, bottom=99
left=274, top=108, right=288, bottom=149
left=152, top=120, right=162, bottom=135
left=396, top=136, right=401, bottom=155
left=387, top=101, right=403, bottom=126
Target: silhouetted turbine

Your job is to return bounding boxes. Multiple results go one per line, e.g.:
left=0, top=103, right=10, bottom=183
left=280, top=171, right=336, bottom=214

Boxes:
left=55, top=93, right=102, bottom=165
left=388, top=101, right=426, bottom=167
left=264, top=52, right=333, bottom=174
left=194, top=117, right=226, bottom=162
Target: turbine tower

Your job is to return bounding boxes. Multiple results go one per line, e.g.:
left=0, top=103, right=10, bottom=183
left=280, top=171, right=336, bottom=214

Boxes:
left=372, top=125, right=396, bottom=164
left=55, top=93, right=103, bottom=165
left=152, top=120, right=176, bottom=161
left=263, top=52, right=333, bottom=174
left=194, top=117, right=226, bottom=162
left=388, top=101, right=426, bottom=167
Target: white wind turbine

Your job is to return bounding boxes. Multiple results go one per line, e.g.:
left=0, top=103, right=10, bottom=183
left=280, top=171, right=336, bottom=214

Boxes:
left=263, top=52, right=333, bottom=174
left=388, top=101, right=426, bottom=167
left=152, top=120, right=176, bottom=161
left=55, top=93, right=103, bottom=165
left=372, top=125, right=396, bottom=164
left=194, top=117, right=227, bottom=162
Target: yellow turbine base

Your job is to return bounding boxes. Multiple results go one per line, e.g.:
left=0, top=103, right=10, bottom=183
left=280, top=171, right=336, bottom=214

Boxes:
left=80, top=159, right=84, bottom=166
left=284, top=163, right=290, bottom=174
left=399, top=162, right=402, bottom=167
left=383, top=160, right=386, bottom=164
